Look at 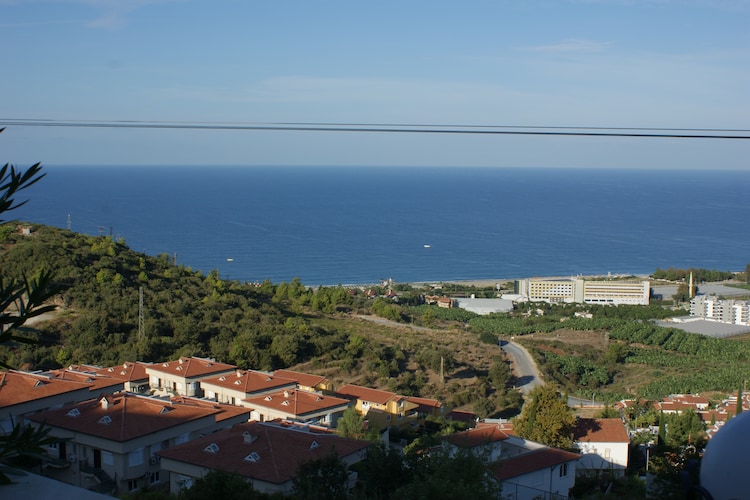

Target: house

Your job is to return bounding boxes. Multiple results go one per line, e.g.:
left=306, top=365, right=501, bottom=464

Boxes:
left=334, top=384, right=419, bottom=430
left=157, top=420, right=370, bottom=495
left=0, top=370, right=95, bottom=432
left=26, top=392, right=250, bottom=495
left=444, top=424, right=579, bottom=500
left=40, top=368, right=125, bottom=395
left=273, top=369, right=331, bottom=392
left=655, top=394, right=709, bottom=414
left=68, top=362, right=152, bottom=393
left=404, top=396, right=444, bottom=419
left=145, top=357, right=236, bottom=397
left=243, top=389, right=351, bottom=428
left=573, top=418, right=630, bottom=477
left=200, top=369, right=297, bottom=406
left=487, top=447, right=580, bottom=500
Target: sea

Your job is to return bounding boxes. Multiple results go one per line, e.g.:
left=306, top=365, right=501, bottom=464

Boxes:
left=11, top=166, right=750, bottom=286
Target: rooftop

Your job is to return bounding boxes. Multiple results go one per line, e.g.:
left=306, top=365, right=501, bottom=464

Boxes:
left=573, top=418, right=630, bottom=444
left=157, top=421, right=369, bottom=485
left=145, top=357, right=236, bottom=379
left=488, top=447, right=580, bottom=481
left=201, top=370, right=296, bottom=395
left=244, top=389, right=350, bottom=417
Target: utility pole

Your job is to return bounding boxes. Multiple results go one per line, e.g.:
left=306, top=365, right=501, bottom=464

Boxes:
left=138, top=286, right=144, bottom=340
left=440, top=356, right=444, bottom=385
left=67, top=214, right=71, bottom=231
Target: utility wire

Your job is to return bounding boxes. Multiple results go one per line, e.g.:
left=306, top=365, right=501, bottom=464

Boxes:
left=1, top=118, right=750, bottom=139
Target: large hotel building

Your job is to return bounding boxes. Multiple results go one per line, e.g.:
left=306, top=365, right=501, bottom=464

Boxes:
left=515, top=278, right=650, bottom=305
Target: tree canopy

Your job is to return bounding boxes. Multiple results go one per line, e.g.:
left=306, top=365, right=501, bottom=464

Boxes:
left=513, top=384, right=576, bottom=449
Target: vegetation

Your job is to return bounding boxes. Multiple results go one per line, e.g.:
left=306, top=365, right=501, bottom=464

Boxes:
left=513, top=384, right=577, bottom=450
left=651, top=267, right=737, bottom=283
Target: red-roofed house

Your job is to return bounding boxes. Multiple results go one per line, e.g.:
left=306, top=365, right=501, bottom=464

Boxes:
left=145, top=357, right=236, bottom=397
left=334, top=384, right=419, bottom=430
left=573, top=418, right=630, bottom=476
left=0, top=370, right=95, bottom=432
left=26, top=392, right=250, bottom=495
left=244, top=389, right=351, bottom=428
left=69, top=362, right=152, bottom=393
left=157, top=421, right=370, bottom=495
left=200, top=370, right=297, bottom=406
left=404, top=396, right=444, bottom=419
left=443, top=423, right=512, bottom=461
left=487, top=446, right=580, bottom=500
left=273, top=369, right=331, bottom=392
left=41, top=368, right=125, bottom=395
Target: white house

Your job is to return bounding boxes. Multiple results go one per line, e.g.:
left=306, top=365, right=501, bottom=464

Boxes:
left=573, top=418, right=630, bottom=477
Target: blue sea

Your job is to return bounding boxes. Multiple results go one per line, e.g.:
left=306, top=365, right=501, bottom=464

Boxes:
left=12, top=166, right=750, bottom=286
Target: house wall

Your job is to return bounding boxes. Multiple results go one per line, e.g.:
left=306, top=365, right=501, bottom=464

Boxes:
left=576, top=441, right=628, bottom=476
left=501, top=462, right=576, bottom=500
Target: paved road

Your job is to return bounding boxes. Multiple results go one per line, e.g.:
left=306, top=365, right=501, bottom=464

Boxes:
left=500, top=340, right=544, bottom=394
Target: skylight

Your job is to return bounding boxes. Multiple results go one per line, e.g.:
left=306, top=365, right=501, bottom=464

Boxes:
left=67, top=408, right=80, bottom=417
left=203, top=443, right=220, bottom=454
left=244, top=451, right=261, bottom=462
left=309, top=440, right=320, bottom=450
left=98, top=415, right=112, bottom=425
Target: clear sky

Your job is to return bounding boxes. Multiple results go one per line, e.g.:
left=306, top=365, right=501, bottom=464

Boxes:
left=2, top=0, right=749, bottom=169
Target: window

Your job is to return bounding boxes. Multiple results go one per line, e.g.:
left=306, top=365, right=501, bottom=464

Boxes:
left=559, top=463, right=568, bottom=477
left=203, top=443, right=220, bottom=454
left=149, top=471, right=160, bottom=484
left=244, top=452, right=261, bottom=463
left=128, top=448, right=144, bottom=466
left=175, top=433, right=189, bottom=445
left=128, top=479, right=138, bottom=492
left=102, top=450, right=114, bottom=466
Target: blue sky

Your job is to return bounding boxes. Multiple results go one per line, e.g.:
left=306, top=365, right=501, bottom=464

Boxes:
left=2, top=0, right=749, bottom=169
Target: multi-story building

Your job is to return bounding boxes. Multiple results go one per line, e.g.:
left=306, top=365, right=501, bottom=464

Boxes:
left=515, top=278, right=650, bottom=305
left=690, top=296, right=750, bottom=325
left=200, top=369, right=297, bottom=406
left=573, top=418, right=630, bottom=477
left=334, top=384, right=419, bottom=431
left=244, top=389, right=351, bottom=427
left=157, top=421, right=370, bottom=496
left=145, top=357, right=236, bottom=397
left=26, top=392, right=250, bottom=495
left=67, top=362, right=152, bottom=393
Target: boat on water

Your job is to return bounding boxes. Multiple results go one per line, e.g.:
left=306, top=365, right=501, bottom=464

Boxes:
left=423, top=244, right=431, bottom=248
left=226, top=258, right=234, bottom=262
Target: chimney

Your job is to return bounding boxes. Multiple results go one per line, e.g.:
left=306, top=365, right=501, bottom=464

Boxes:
left=242, top=431, right=257, bottom=444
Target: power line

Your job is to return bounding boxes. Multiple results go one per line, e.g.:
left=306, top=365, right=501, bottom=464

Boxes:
left=2, top=118, right=750, bottom=139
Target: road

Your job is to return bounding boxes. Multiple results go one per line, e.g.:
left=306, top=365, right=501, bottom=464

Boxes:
left=500, top=339, right=544, bottom=394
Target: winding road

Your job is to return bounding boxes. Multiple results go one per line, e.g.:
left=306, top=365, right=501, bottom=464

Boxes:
left=500, top=339, right=544, bottom=394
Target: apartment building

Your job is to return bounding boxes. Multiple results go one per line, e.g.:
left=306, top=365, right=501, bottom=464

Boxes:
left=145, top=357, right=236, bottom=397
left=244, top=389, right=351, bottom=427
left=200, top=369, right=297, bottom=406
left=26, top=392, right=250, bottom=495
left=334, top=384, right=419, bottom=431
left=690, top=295, right=750, bottom=326
left=515, top=278, right=650, bottom=305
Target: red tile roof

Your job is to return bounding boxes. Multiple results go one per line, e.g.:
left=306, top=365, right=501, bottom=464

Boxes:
left=573, top=418, right=630, bottom=444
left=0, top=370, right=91, bottom=408
left=201, top=370, right=296, bottom=395
left=70, top=362, right=151, bottom=383
left=26, top=393, right=226, bottom=442
left=146, top=357, right=236, bottom=379
left=169, top=396, right=252, bottom=423
left=157, top=421, right=369, bottom=485
left=42, top=369, right=125, bottom=393
left=244, top=389, right=350, bottom=418
left=273, top=369, right=327, bottom=389
left=335, top=384, right=398, bottom=406
left=444, top=424, right=511, bottom=448
left=488, top=447, right=580, bottom=481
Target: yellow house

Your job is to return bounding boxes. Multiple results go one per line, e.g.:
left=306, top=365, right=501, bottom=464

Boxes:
left=334, top=384, right=419, bottom=431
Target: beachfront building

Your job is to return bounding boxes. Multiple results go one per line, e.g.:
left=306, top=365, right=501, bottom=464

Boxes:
left=515, top=278, right=650, bottom=305
left=690, top=296, right=750, bottom=325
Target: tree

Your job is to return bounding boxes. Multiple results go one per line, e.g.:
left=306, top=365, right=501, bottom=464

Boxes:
left=292, top=449, right=348, bottom=500
left=0, top=159, right=57, bottom=356
left=336, top=407, right=379, bottom=442
left=178, top=469, right=263, bottom=500
left=513, top=384, right=576, bottom=449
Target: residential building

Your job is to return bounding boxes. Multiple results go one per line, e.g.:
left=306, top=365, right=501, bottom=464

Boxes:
left=26, top=392, right=250, bottom=495
left=244, top=389, right=351, bottom=428
left=68, top=362, right=152, bottom=393
left=0, top=370, right=95, bottom=432
left=40, top=368, right=125, bottom=395
left=273, top=369, right=331, bottom=392
left=573, top=418, right=630, bottom=477
left=444, top=423, right=579, bottom=500
left=487, top=447, right=580, bottom=500
left=515, top=278, right=650, bottom=305
left=690, top=296, right=750, bottom=326
left=157, top=420, right=370, bottom=495
left=334, top=384, right=419, bottom=430
left=145, top=357, right=236, bottom=397
left=200, top=369, right=297, bottom=406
